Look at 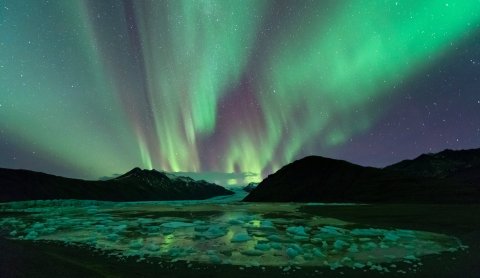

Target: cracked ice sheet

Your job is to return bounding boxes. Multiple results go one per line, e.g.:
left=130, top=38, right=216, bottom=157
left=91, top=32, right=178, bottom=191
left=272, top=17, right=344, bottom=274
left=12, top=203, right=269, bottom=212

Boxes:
left=0, top=200, right=467, bottom=273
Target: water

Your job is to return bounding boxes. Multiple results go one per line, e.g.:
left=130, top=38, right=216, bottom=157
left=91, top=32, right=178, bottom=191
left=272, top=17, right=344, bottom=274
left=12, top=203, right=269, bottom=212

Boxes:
left=0, top=192, right=467, bottom=273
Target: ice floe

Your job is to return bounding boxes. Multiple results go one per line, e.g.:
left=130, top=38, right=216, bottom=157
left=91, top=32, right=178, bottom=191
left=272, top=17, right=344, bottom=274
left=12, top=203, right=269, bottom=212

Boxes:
left=231, top=233, right=251, bottom=243
left=0, top=200, right=468, bottom=274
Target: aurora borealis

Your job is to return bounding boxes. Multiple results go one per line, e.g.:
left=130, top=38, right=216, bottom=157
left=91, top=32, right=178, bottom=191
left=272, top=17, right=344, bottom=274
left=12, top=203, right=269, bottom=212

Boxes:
left=1, top=0, right=480, bottom=185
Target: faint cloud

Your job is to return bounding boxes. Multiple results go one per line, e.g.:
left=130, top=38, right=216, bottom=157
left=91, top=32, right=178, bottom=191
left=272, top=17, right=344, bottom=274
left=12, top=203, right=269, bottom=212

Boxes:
left=169, top=171, right=260, bottom=186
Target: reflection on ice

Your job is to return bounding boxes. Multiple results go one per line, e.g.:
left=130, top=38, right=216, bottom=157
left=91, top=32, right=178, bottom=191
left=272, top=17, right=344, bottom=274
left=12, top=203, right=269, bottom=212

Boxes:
left=0, top=197, right=467, bottom=273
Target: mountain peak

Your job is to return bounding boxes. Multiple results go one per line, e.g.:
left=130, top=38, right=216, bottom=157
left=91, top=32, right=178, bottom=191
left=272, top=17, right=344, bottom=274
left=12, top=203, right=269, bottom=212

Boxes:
left=113, top=167, right=165, bottom=181
left=129, top=167, right=143, bottom=173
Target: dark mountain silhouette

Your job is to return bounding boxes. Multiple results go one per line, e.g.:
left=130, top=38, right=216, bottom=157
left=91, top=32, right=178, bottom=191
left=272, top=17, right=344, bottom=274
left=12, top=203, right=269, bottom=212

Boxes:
left=385, top=148, right=480, bottom=182
left=0, top=167, right=234, bottom=202
left=243, top=148, right=480, bottom=203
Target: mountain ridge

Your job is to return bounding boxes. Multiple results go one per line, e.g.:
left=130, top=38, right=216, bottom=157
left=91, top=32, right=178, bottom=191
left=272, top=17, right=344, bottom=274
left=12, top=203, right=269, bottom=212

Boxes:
left=0, top=167, right=234, bottom=202
left=244, top=148, right=480, bottom=203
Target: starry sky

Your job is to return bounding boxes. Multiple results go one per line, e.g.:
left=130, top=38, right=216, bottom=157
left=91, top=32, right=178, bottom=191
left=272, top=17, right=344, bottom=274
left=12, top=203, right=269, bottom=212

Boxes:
left=1, top=0, right=479, bottom=185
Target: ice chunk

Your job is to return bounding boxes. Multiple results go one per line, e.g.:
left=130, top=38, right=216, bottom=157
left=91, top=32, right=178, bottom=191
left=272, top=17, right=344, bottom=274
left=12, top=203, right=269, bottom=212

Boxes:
left=321, top=240, right=328, bottom=249
left=395, top=229, right=416, bottom=238
left=31, top=222, right=45, bottom=230
left=161, top=221, right=195, bottom=229
left=146, top=243, right=160, bottom=252
left=289, top=244, right=303, bottom=253
left=41, top=227, right=56, bottom=235
left=286, top=226, right=308, bottom=237
left=138, top=218, right=153, bottom=225
left=380, top=243, right=389, bottom=249
left=209, top=254, right=222, bottom=263
left=145, top=226, right=161, bottom=233
left=384, top=231, right=400, bottom=241
left=25, top=231, right=38, bottom=240
left=404, top=255, right=418, bottom=261
left=329, top=261, right=343, bottom=270
left=333, top=239, right=348, bottom=250
left=260, top=220, right=275, bottom=228
left=351, top=228, right=385, bottom=236
left=312, top=248, right=325, bottom=257
left=113, top=224, right=127, bottom=233
left=361, top=242, right=378, bottom=250
left=353, top=262, right=365, bottom=269
left=347, top=243, right=359, bottom=253
left=85, top=205, right=98, bottom=213
left=95, top=225, right=107, bottom=233
left=255, top=243, right=271, bottom=251
left=270, top=242, right=283, bottom=250
left=200, top=226, right=227, bottom=239
left=231, top=233, right=251, bottom=243
left=129, top=238, right=144, bottom=249
left=319, top=226, right=346, bottom=236
left=369, top=264, right=385, bottom=272
left=286, top=247, right=299, bottom=258
left=106, top=233, right=119, bottom=241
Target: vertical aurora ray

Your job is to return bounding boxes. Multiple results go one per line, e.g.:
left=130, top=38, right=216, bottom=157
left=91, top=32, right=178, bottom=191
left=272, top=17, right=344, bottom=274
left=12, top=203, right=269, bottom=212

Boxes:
left=133, top=0, right=266, bottom=172
left=81, top=0, right=163, bottom=170
left=221, top=0, right=480, bottom=180
left=1, top=0, right=479, bottom=184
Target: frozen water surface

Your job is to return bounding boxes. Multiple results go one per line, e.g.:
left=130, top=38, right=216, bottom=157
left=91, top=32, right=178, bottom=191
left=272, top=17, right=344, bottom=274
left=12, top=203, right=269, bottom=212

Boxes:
left=0, top=193, right=467, bottom=273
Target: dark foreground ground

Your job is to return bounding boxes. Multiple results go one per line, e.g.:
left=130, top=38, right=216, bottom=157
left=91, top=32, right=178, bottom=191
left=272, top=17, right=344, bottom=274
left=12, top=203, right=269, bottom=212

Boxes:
left=1, top=204, right=479, bottom=278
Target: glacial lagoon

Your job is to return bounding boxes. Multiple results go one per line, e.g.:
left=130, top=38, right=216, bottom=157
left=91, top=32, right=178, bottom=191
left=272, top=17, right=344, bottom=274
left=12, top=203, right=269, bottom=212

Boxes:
left=0, top=191, right=468, bottom=274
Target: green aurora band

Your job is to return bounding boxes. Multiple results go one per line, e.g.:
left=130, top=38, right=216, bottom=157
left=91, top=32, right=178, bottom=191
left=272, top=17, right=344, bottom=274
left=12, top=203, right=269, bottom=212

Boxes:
left=1, top=0, right=479, bottom=184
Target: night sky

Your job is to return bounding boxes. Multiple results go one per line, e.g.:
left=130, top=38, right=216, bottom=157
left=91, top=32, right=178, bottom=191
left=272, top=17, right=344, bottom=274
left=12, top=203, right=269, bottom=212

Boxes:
left=1, top=0, right=479, bottom=185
